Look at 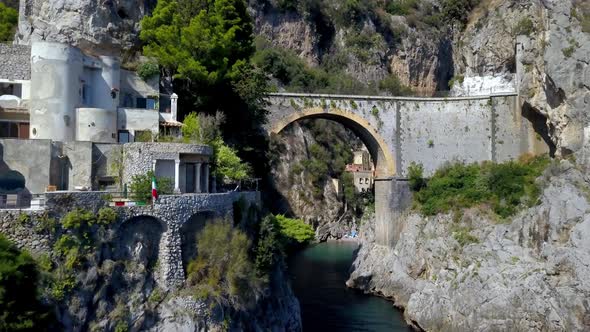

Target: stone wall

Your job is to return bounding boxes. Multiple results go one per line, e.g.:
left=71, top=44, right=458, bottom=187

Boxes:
left=0, top=44, right=31, bottom=80
left=0, top=138, right=52, bottom=194
left=122, top=142, right=213, bottom=184
left=0, top=190, right=261, bottom=289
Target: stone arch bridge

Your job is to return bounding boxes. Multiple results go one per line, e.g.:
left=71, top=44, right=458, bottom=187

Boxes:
left=265, top=92, right=550, bottom=246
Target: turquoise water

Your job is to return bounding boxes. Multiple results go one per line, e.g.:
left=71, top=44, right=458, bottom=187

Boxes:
left=287, top=241, right=412, bottom=331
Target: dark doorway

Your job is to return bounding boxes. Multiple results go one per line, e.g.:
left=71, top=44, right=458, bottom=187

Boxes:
left=186, top=163, right=195, bottom=193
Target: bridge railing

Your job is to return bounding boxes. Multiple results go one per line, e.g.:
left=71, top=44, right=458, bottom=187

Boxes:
left=267, top=90, right=518, bottom=101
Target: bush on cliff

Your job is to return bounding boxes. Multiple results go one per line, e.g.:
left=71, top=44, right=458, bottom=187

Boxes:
left=0, top=3, right=18, bottom=42
left=186, top=222, right=263, bottom=311
left=275, top=215, right=315, bottom=245
left=412, top=155, right=550, bottom=218
left=0, top=235, right=52, bottom=330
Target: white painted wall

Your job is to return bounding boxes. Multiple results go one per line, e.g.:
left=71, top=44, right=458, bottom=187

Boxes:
left=117, top=108, right=160, bottom=141
left=451, top=75, right=516, bottom=97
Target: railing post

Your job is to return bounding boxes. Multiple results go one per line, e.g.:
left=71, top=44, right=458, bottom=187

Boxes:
left=174, top=159, right=181, bottom=194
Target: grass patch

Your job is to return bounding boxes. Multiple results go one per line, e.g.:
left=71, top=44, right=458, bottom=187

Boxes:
left=452, top=226, right=479, bottom=247
left=411, top=154, right=550, bottom=218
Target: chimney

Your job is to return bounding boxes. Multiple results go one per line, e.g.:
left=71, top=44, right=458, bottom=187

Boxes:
left=171, top=93, right=178, bottom=122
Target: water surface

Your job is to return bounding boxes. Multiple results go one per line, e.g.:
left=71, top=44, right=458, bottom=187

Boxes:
left=288, top=241, right=412, bottom=331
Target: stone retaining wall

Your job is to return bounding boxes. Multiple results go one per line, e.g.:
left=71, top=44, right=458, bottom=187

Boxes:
left=0, top=190, right=261, bottom=289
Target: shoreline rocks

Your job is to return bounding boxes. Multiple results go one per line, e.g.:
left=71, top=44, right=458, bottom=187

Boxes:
left=347, top=161, right=590, bottom=331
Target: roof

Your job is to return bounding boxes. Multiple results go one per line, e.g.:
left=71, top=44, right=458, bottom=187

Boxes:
left=160, top=120, right=183, bottom=127
left=0, top=44, right=31, bottom=81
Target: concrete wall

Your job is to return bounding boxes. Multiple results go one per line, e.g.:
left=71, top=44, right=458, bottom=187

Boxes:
left=0, top=138, right=52, bottom=194
left=30, top=42, right=83, bottom=141
left=119, top=69, right=159, bottom=108
left=92, top=143, right=119, bottom=186
left=29, top=42, right=122, bottom=142
left=122, top=142, right=212, bottom=185
left=117, top=108, right=160, bottom=141
left=76, top=108, right=117, bottom=143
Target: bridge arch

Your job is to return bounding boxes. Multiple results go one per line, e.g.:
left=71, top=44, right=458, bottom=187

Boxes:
left=115, top=215, right=166, bottom=268
left=270, top=107, right=396, bottom=177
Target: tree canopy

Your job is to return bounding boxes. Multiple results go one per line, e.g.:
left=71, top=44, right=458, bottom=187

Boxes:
left=140, top=0, right=268, bottom=176
left=0, top=3, right=18, bottom=42
left=0, top=235, right=51, bottom=330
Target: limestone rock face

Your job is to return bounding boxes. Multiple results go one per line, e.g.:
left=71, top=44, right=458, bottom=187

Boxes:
left=348, top=160, right=590, bottom=331
left=269, top=121, right=360, bottom=241
left=16, top=0, right=156, bottom=54
left=456, top=0, right=590, bottom=159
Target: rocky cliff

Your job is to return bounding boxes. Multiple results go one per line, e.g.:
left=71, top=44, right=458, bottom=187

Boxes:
left=454, top=0, right=590, bottom=160
left=269, top=119, right=363, bottom=241
left=348, top=160, right=590, bottom=331
left=16, top=0, right=156, bottom=54
left=16, top=0, right=589, bottom=160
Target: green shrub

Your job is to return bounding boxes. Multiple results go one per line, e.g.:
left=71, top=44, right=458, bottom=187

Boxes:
left=0, top=235, right=51, bottom=329
left=408, top=162, right=426, bottom=191
left=413, top=155, right=550, bottom=217
left=254, top=215, right=284, bottom=274
left=129, top=171, right=173, bottom=202
left=386, top=0, right=420, bottom=16
left=449, top=74, right=465, bottom=88
left=562, top=46, right=575, bottom=58
left=134, top=131, right=153, bottom=142
left=275, top=215, right=315, bottom=244
left=34, top=213, right=58, bottom=234
left=379, top=75, right=413, bottom=96
left=0, top=3, right=18, bottom=42
left=61, top=209, right=95, bottom=230
left=17, top=213, right=30, bottom=225
left=514, top=17, right=534, bottom=36
left=137, top=62, right=159, bottom=81
left=97, top=207, right=117, bottom=225
left=186, top=222, right=263, bottom=310
left=212, top=139, right=252, bottom=182
left=441, top=0, right=480, bottom=25
left=452, top=226, right=479, bottom=246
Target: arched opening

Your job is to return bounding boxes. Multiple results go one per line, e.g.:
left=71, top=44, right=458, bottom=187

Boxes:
left=107, top=215, right=165, bottom=313
left=180, top=211, right=216, bottom=274
left=271, top=108, right=396, bottom=178
left=115, top=215, right=165, bottom=267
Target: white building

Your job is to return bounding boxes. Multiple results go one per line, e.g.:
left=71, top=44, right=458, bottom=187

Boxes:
left=0, top=42, right=212, bottom=205
left=345, top=150, right=374, bottom=193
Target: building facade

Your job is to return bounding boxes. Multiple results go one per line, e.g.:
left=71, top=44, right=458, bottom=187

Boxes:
left=345, top=150, right=375, bottom=193
left=0, top=42, right=213, bottom=207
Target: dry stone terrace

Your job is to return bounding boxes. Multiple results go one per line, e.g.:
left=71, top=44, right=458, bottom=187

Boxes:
left=0, top=190, right=261, bottom=289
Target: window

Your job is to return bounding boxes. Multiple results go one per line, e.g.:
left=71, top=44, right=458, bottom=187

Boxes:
left=136, top=97, right=157, bottom=109
left=118, top=130, right=130, bottom=143
left=0, top=122, right=18, bottom=138
left=136, top=97, right=147, bottom=109
left=81, top=84, right=90, bottom=105
left=146, top=98, right=156, bottom=110
left=359, top=178, right=363, bottom=184
left=365, top=178, right=369, bottom=184
left=0, top=83, right=22, bottom=98
left=122, top=93, right=133, bottom=107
